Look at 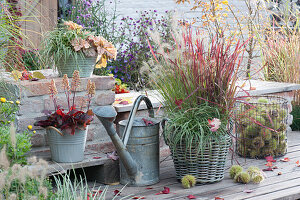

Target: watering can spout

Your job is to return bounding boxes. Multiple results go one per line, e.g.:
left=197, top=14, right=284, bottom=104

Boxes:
left=93, top=106, right=138, bottom=177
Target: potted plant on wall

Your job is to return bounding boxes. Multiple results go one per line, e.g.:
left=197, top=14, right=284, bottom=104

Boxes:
left=41, top=21, right=117, bottom=78
left=34, top=70, right=95, bottom=163
left=145, top=28, right=248, bottom=183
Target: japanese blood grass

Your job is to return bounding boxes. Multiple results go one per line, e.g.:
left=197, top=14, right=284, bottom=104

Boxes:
left=164, top=104, right=229, bottom=154
left=146, top=27, right=247, bottom=115
left=145, top=27, right=247, bottom=152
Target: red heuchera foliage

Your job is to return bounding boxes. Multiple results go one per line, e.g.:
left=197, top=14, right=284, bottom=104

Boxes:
left=34, top=71, right=95, bottom=135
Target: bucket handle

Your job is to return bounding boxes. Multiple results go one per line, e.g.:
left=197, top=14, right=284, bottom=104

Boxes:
left=122, top=95, right=154, bottom=146
left=46, top=126, right=64, bottom=136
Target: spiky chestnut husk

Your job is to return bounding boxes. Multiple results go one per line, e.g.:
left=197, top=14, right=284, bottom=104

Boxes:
left=267, top=138, right=278, bottom=150
left=229, top=165, right=243, bottom=179
left=234, top=172, right=251, bottom=184
left=258, top=98, right=268, bottom=104
left=252, top=137, right=265, bottom=149
left=260, top=147, right=274, bottom=157
left=245, top=125, right=260, bottom=137
left=250, top=149, right=260, bottom=158
left=261, top=129, right=272, bottom=141
left=252, top=172, right=265, bottom=184
left=181, top=175, right=196, bottom=189
left=254, top=116, right=266, bottom=125
left=279, top=109, right=287, bottom=120
left=247, top=166, right=261, bottom=178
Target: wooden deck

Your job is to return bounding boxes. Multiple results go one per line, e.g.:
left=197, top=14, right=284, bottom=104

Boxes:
left=91, top=131, right=300, bottom=200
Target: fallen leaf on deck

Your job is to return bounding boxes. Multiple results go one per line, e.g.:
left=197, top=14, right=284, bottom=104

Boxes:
left=107, top=151, right=119, bottom=161
left=119, top=101, right=129, bottom=105
left=113, top=97, right=133, bottom=105
left=296, top=160, right=300, bottom=167
left=155, top=187, right=170, bottom=195
left=215, top=197, right=224, bottom=200
left=250, top=86, right=256, bottom=90
left=278, top=172, right=282, bottom=175
left=114, top=190, right=121, bottom=196
left=142, top=118, right=154, bottom=126
left=145, top=187, right=153, bottom=190
left=93, top=157, right=102, bottom=159
left=280, top=157, right=290, bottom=162
left=265, top=162, right=273, bottom=167
left=132, top=196, right=145, bottom=199
left=243, top=189, right=254, bottom=193
left=265, top=156, right=276, bottom=162
left=263, top=162, right=273, bottom=171
left=187, top=194, right=196, bottom=199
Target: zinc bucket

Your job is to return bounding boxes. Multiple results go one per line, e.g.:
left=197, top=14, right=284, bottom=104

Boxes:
left=46, top=127, right=87, bottom=163
left=57, top=55, right=96, bottom=78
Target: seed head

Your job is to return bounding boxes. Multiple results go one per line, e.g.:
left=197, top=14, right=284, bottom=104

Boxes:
left=71, top=70, right=81, bottom=91
left=88, top=82, right=96, bottom=96
left=49, top=79, right=58, bottom=97
left=62, top=74, right=70, bottom=91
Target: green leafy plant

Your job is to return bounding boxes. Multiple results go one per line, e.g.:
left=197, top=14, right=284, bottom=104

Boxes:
left=40, top=21, right=117, bottom=72
left=0, top=124, right=32, bottom=165
left=0, top=97, right=19, bottom=125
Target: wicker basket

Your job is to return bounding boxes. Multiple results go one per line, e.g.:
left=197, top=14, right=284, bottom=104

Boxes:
left=168, top=135, right=231, bottom=184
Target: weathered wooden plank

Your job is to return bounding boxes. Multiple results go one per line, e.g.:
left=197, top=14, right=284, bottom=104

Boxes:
left=246, top=185, right=300, bottom=200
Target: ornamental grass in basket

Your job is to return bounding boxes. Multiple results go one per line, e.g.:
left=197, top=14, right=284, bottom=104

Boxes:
left=34, top=70, right=95, bottom=135
left=144, top=27, right=248, bottom=183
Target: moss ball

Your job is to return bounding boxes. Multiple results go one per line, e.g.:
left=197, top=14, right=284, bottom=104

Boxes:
left=181, top=174, right=196, bottom=189
left=234, top=172, right=251, bottom=184
left=229, top=165, right=243, bottom=179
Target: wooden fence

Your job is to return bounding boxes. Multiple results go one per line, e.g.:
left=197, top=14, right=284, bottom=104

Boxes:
left=18, top=0, right=57, bottom=48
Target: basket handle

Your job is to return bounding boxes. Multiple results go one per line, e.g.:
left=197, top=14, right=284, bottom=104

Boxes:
left=46, top=126, right=64, bottom=136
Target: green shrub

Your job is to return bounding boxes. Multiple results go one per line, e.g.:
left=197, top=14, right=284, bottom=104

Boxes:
left=291, top=104, right=300, bottom=131
left=0, top=124, right=32, bottom=165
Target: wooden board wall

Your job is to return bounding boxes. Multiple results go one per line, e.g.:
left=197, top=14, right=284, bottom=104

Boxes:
left=18, top=0, right=57, bottom=49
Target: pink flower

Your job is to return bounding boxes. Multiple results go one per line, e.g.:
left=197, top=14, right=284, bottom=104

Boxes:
left=208, top=118, right=221, bottom=132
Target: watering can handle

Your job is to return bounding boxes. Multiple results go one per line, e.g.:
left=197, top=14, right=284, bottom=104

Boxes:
left=122, top=95, right=154, bottom=146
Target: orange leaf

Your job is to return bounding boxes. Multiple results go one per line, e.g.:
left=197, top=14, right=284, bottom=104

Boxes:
left=250, top=86, right=256, bottom=90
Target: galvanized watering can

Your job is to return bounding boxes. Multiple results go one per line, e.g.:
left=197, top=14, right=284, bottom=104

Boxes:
left=93, top=95, right=160, bottom=186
